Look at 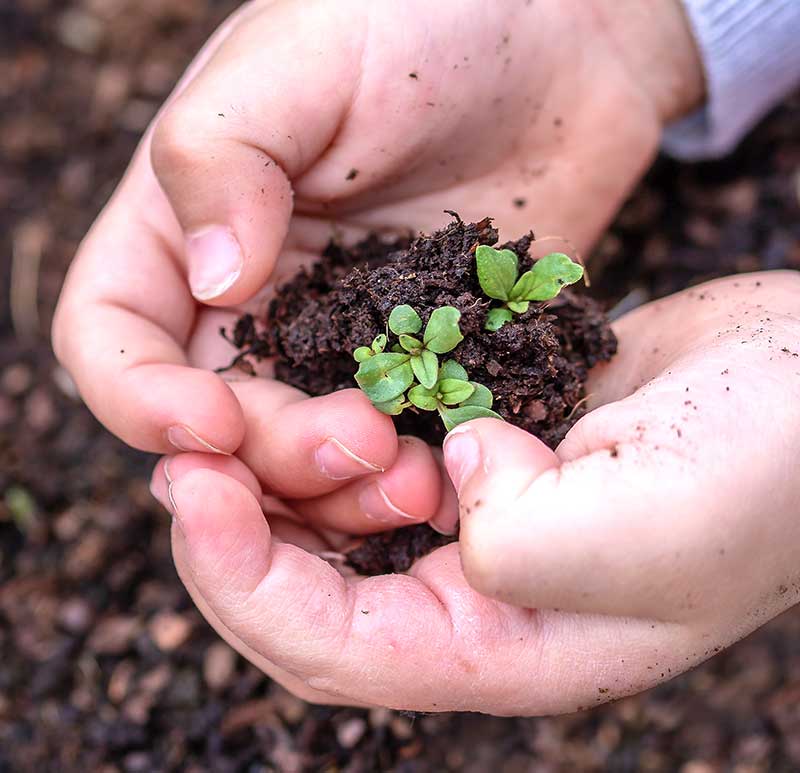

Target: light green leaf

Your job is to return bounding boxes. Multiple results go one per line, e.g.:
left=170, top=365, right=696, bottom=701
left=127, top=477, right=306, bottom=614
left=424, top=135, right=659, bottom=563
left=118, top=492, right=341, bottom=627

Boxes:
left=509, top=252, right=584, bottom=302
left=355, top=353, right=414, bottom=402
left=438, top=378, right=475, bottom=405
left=371, top=334, right=387, bottom=353
left=408, top=383, right=438, bottom=411
left=391, top=344, right=404, bottom=353
left=423, top=306, right=464, bottom=353
left=399, top=334, right=423, bottom=353
left=475, top=245, right=519, bottom=301
left=439, top=405, right=503, bottom=432
left=353, top=346, right=373, bottom=362
left=388, top=304, right=423, bottom=335
left=507, top=300, right=529, bottom=314
left=461, top=382, right=493, bottom=409
left=439, top=359, right=468, bottom=381
left=485, top=308, right=513, bottom=331
left=411, top=349, right=438, bottom=389
left=373, top=396, right=409, bottom=415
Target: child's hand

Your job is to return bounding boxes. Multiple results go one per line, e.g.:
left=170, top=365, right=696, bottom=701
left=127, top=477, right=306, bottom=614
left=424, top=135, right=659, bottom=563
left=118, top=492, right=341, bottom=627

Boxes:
left=150, top=271, right=800, bottom=713
left=52, top=0, right=701, bottom=455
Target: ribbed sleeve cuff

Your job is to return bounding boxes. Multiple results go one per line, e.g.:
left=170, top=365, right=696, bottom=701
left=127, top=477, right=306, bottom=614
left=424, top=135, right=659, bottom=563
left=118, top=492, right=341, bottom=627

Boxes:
left=663, top=0, right=800, bottom=160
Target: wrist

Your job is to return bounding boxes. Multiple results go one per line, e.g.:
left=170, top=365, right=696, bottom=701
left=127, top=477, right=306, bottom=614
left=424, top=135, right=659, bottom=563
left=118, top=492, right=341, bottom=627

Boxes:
left=591, top=0, right=705, bottom=125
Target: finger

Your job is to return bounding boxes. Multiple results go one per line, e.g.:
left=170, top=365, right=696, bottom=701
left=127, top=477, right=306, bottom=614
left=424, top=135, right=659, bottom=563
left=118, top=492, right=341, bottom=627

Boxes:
left=149, top=2, right=365, bottom=306
left=168, top=467, right=712, bottom=714
left=428, top=447, right=459, bottom=535
left=231, top=381, right=399, bottom=498
left=53, top=204, right=246, bottom=454
left=150, top=453, right=262, bottom=510
left=51, top=5, right=263, bottom=453
left=150, top=453, right=331, bottom=554
left=442, top=382, right=783, bottom=622
left=289, top=436, right=441, bottom=533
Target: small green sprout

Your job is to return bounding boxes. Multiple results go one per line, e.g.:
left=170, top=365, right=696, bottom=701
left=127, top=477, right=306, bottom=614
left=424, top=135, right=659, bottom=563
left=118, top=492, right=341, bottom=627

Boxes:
left=356, top=303, right=463, bottom=394
left=476, top=245, right=584, bottom=330
left=353, top=305, right=501, bottom=431
left=407, top=359, right=501, bottom=431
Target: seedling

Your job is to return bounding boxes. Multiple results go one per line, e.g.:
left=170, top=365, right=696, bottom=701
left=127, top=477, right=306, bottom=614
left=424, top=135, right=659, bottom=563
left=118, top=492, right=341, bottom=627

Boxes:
left=407, top=359, right=501, bottom=432
left=476, top=246, right=584, bottom=330
left=354, top=305, right=501, bottom=430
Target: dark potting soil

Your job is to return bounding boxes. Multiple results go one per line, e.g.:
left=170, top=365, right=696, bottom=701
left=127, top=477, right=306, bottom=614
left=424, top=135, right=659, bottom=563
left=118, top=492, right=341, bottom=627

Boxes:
left=229, top=215, right=617, bottom=575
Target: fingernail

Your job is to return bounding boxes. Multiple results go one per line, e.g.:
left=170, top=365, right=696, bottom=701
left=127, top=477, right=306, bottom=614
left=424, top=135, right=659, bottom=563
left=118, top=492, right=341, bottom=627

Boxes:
left=359, top=482, right=419, bottom=524
left=163, top=457, right=174, bottom=484
left=185, top=226, right=243, bottom=301
left=314, top=437, right=383, bottom=480
left=167, top=424, right=227, bottom=454
left=167, top=481, right=182, bottom=524
left=443, top=427, right=481, bottom=494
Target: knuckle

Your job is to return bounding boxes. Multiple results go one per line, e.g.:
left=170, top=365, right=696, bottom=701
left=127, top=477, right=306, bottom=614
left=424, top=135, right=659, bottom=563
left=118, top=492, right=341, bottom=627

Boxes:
left=150, top=99, right=205, bottom=179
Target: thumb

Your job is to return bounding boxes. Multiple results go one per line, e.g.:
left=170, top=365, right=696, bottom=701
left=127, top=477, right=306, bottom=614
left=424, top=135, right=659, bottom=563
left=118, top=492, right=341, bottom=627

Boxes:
left=149, top=2, right=363, bottom=305
left=443, top=411, right=708, bottom=619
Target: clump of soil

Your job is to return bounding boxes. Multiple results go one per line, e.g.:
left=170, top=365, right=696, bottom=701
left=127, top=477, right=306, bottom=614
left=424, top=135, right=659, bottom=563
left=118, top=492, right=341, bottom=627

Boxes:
left=233, top=215, right=617, bottom=448
left=227, top=215, right=617, bottom=575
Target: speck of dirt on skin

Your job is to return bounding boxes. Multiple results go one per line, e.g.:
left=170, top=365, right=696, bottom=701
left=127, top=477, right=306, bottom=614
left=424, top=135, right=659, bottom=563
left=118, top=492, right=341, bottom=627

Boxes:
left=346, top=168, right=358, bottom=181
left=513, top=197, right=527, bottom=208
left=779, top=585, right=788, bottom=596
left=361, top=609, right=369, bottom=614
left=554, top=117, right=562, bottom=127
left=408, top=72, right=418, bottom=79
left=119, top=349, right=125, bottom=354
left=217, top=112, right=224, bottom=117
left=598, top=688, right=609, bottom=694
left=474, top=499, right=483, bottom=508
left=609, top=447, right=619, bottom=458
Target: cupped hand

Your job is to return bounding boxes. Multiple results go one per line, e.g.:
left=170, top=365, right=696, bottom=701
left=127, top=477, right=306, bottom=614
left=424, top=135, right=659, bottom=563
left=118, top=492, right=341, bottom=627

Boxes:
left=150, top=271, right=800, bottom=714
left=52, top=0, right=700, bottom=463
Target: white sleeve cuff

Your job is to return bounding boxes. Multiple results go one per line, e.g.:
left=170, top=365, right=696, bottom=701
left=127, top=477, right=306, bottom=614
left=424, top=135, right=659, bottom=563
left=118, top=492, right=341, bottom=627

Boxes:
left=663, top=0, right=800, bottom=160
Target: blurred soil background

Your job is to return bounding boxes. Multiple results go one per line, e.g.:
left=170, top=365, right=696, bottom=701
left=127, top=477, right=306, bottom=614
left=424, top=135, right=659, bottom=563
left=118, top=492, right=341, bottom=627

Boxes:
left=2, top=1, right=800, bottom=771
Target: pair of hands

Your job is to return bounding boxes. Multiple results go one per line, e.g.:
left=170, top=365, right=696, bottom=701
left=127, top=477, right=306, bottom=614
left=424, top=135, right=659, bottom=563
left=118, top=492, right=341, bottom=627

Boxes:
left=53, top=0, right=800, bottom=713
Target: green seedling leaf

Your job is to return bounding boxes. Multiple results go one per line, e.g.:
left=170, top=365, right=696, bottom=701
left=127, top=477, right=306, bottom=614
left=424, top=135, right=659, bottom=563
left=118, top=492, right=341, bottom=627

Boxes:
left=423, top=306, right=464, bottom=353
left=509, top=252, right=584, bottom=302
left=388, top=304, right=423, bottom=335
left=475, top=245, right=519, bottom=301
left=411, top=349, right=439, bottom=389
left=355, top=353, right=414, bottom=402
left=373, top=395, right=409, bottom=415
left=399, top=334, right=423, bottom=354
left=461, top=382, right=494, bottom=409
left=440, top=405, right=503, bottom=432
left=371, top=334, right=387, bottom=353
left=391, top=343, right=404, bottom=353
left=507, top=300, right=529, bottom=314
left=353, top=346, right=373, bottom=362
left=485, top=308, right=513, bottom=331
left=439, top=359, right=468, bottom=381
left=438, top=378, right=475, bottom=405
left=408, top=383, right=438, bottom=411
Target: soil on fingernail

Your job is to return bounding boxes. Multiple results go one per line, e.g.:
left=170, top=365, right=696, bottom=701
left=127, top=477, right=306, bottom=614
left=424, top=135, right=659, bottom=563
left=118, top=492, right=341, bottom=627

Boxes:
left=225, top=215, right=617, bottom=574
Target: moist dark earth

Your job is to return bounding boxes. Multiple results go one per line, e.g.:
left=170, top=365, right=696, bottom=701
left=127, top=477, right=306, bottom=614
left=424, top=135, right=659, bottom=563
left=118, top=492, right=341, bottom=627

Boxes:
left=234, top=216, right=616, bottom=575
left=248, top=216, right=616, bottom=450
left=3, top=1, right=800, bottom=771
